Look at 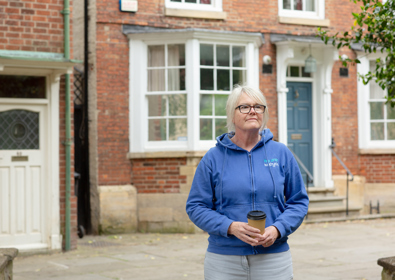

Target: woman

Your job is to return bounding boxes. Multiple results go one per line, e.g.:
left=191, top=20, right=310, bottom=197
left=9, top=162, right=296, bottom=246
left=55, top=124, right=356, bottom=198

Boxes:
left=186, top=85, right=309, bottom=279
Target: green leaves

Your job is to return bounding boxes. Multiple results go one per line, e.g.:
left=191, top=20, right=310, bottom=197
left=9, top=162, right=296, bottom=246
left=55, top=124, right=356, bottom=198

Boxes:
left=317, top=0, right=395, bottom=103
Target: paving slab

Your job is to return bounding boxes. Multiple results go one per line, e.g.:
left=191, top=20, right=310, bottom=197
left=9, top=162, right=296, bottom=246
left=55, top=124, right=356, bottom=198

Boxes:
left=12, top=217, right=395, bottom=280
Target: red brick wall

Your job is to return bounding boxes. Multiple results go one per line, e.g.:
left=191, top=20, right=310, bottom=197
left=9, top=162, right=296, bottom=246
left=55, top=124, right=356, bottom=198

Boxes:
left=331, top=48, right=359, bottom=176
left=1, top=0, right=78, bottom=249
left=96, top=23, right=132, bottom=185
left=360, top=155, right=395, bottom=183
left=59, top=76, right=78, bottom=250
left=0, top=0, right=69, bottom=53
left=94, top=0, right=383, bottom=190
left=96, top=0, right=360, bottom=35
left=132, top=158, right=187, bottom=193
left=260, top=35, right=278, bottom=140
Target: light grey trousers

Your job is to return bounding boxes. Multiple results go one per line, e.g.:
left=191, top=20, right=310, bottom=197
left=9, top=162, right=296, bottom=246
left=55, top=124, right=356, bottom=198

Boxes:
left=204, top=250, right=293, bottom=280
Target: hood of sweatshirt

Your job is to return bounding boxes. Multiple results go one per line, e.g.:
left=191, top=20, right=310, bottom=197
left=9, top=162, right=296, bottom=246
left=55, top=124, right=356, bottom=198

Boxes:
left=215, top=129, right=273, bottom=151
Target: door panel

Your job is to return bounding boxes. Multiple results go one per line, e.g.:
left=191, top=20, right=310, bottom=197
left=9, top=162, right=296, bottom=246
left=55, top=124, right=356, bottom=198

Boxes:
left=0, top=105, right=46, bottom=248
left=287, top=82, right=313, bottom=184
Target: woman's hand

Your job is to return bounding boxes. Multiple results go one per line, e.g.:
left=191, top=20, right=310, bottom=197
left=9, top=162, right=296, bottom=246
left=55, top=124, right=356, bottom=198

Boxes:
left=255, top=226, right=280, bottom=247
left=227, top=222, right=261, bottom=246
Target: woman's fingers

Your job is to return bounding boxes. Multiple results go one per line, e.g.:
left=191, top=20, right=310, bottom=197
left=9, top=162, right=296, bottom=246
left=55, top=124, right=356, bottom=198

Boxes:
left=228, top=222, right=261, bottom=245
left=256, top=226, right=279, bottom=247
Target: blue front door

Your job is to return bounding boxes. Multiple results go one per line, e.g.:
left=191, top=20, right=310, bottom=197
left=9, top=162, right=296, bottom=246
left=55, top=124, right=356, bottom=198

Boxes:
left=287, top=82, right=313, bottom=184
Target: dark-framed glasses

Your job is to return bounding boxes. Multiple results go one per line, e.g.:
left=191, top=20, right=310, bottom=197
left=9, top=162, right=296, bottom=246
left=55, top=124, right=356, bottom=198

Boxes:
left=235, top=104, right=266, bottom=114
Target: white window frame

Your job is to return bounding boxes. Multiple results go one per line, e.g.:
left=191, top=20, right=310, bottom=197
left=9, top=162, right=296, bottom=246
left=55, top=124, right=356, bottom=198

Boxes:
left=278, top=0, right=325, bottom=20
left=165, top=0, right=223, bottom=12
left=128, top=30, right=262, bottom=153
left=357, top=54, right=395, bottom=150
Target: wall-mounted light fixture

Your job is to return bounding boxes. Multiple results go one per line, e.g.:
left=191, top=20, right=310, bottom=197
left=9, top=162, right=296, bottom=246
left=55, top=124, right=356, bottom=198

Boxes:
left=263, top=55, right=272, bottom=65
left=304, top=45, right=316, bottom=73
left=262, top=55, right=273, bottom=74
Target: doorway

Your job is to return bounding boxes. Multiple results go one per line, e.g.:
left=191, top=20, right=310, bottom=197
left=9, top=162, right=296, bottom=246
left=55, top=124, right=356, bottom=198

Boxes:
left=287, top=82, right=313, bottom=184
left=0, top=104, right=47, bottom=249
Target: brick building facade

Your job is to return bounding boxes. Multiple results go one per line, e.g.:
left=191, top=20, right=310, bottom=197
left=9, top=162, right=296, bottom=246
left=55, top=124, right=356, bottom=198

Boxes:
left=83, top=0, right=394, bottom=234
left=0, top=0, right=78, bottom=250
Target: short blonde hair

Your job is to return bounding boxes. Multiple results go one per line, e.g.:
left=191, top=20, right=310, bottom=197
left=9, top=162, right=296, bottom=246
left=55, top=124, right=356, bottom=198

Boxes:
left=226, top=84, right=269, bottom=132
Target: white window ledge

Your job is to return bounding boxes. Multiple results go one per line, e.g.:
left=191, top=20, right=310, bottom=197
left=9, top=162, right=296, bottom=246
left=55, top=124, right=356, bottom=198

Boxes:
left=278, top=16, right=330, bottom=27
left=165, top=8, right=227, bottom=19
left=359, top=148, right=395, bottom=155
left=127, top=150, right=207, bottom=159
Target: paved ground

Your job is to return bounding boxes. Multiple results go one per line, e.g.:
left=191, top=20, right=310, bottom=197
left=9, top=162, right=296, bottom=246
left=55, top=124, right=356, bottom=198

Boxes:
left=13, top=217, right=395, bottom=280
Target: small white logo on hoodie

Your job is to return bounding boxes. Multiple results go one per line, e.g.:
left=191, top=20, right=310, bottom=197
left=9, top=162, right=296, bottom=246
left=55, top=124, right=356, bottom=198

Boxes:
left=264, top=158, right=279, bottom=167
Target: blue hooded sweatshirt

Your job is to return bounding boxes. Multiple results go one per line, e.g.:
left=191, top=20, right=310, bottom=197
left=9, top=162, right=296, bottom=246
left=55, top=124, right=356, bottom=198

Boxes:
left=186, top=129, right=309, bottom=255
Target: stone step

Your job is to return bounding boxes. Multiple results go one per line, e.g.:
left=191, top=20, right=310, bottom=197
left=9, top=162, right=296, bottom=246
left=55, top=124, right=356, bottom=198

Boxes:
left=306, top=206, right=362, bottom=220
left=308, top=196, right=346, bottom=208
left=306, top=187, right=336, bottom=198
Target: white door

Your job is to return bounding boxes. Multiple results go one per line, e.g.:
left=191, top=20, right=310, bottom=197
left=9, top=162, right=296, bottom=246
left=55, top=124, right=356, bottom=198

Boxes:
left=0, top=104, right=47, bottom=249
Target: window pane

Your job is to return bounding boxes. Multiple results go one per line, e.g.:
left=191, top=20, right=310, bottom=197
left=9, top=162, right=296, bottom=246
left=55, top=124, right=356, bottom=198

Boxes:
left=370, top=81, right=386, bottom=99
left=215, top=95, right=227, bottom=116
left=290, top=66, right=299, bottom=77
left=0, top=110, right=39, bottom=149
left=168, top=69, right=185, bottom=91
left=370, top=102, right=384, bottom=120
left=148, top=45, right=165, bottom=67
left=168, top=44, right=185, bottom=66
left=371, top=123, right=384, bottom=140
left=387, top=103, right=395, bottom=120
left=170, top=0, right=181, bottom=2
left=217, top=70, right=230, bottom=91
left=186, top=0, right=197, bottom=2
left=149, top=119, right=166, bottom=141
left=233, top=70, right=246, bottom=86
left=369, top=61, right=386, bottom=99
left=200, top=44, right=214, bottom=66
left=169, top=118, right=187, bottom=141
left=306, top=0, right=314, bottom=11
left=216, top=45, right=229, bottom=67
left=200, top=119, right=212, bottom=140
left=0, top=76, right=46, bottom=98
left=148, top=69, right=165, bottom=91
left=200, top=69, right=214, bottom=90
left=283, top=0, right=291, bottom=9
left=200, top=0, right=211, bottom=4
left=215, top=119, right=227, bottom=136
left=301, top=67, right=311, bottom=77
left=148, top=95, right=166, bottom=117
left=232, top=46, right=245, bottom=67
left=200, top=94, right=212, bottom=116
left=388, top=123, right=395, bottom=140
left=294, top=0, right=302, bottom=10
left=169, top=94, right=187, bottom=116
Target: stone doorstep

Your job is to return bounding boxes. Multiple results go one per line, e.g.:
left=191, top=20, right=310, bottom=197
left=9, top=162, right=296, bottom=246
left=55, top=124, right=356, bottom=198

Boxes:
left=303, top=213, right=395, bottom=224
left=308, top=196, right=346, bottom=208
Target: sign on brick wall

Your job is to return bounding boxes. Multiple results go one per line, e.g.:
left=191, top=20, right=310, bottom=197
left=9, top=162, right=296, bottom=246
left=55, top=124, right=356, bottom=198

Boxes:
left=119, top=0, right=138, bottom=12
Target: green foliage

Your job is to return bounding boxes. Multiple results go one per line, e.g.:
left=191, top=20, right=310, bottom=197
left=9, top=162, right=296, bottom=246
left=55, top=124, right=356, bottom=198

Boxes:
left=317, top=0, right=395, bottom=107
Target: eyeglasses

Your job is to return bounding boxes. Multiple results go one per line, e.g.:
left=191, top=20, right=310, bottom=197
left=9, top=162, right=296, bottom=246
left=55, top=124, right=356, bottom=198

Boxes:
left=235, top=104, right=266, bottom=114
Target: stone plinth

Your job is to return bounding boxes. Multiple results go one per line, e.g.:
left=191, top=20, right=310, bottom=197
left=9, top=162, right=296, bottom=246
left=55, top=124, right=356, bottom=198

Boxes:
left=378, top=256, right=395, bottom=280
left=0, top=248, right=18, bottom=280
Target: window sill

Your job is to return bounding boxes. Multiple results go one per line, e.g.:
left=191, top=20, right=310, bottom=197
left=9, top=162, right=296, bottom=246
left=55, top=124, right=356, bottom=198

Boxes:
left=359, top=148, right=395, bottom=155
left=165, top=8, right=227, bottom=20
left=278, top=16, right=330, bottom=27
left=127, top=150, right=207, bottom=159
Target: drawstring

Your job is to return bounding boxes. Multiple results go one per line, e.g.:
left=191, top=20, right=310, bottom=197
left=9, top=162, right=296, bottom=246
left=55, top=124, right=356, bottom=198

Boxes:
left=263, top=133, right=277, bottom=199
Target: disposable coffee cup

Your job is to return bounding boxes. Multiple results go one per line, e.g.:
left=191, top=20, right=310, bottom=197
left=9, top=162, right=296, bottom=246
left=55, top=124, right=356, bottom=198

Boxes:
left=247, top=210, right=266, bottom=235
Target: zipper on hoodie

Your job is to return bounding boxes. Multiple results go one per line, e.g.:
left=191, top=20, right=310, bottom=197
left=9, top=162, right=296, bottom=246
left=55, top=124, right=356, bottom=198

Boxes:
left=249, top=153, right=255, bottom=210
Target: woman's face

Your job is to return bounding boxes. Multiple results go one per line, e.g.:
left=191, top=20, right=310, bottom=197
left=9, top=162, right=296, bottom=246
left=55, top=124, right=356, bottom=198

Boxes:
left=233, top=93, right=264, bottom=134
